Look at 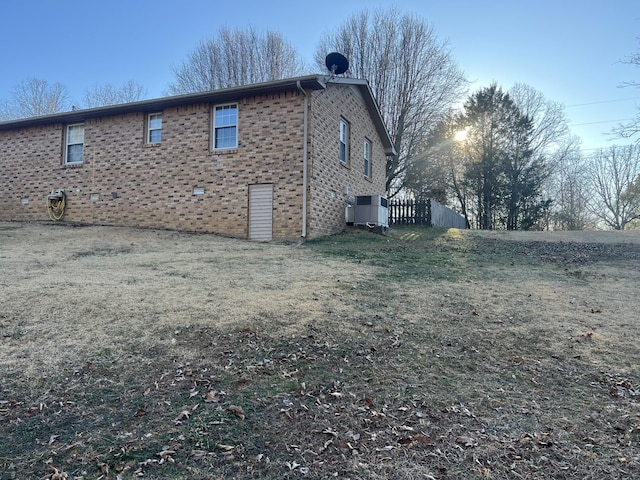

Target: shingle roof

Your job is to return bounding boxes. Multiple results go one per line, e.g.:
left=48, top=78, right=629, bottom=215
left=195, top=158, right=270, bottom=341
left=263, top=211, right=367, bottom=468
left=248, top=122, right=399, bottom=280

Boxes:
left=0, top=75, right=396, bottom=155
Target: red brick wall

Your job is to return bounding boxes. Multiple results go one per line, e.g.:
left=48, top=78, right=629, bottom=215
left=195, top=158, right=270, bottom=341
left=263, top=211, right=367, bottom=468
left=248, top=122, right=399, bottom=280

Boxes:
left=0, top=91, right=306, bottom=239
left=307, top=84, right=387, bottom=238
left=0, top=84, right=388, bottom=240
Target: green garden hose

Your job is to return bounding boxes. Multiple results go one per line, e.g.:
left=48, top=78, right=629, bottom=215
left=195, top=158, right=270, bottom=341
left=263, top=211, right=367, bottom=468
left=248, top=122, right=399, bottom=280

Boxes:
left=47, top=190, right=66, bottom=221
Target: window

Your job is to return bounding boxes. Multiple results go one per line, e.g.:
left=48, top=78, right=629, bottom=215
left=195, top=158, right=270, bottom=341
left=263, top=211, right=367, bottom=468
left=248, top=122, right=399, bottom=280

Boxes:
left=363, top=139, right=372, bottom=177
left=339, top=119, right=349, bottom=164
left=65, top=124, right=84, bottom=164
left=147, top=113, right=162, bottom=143
left=213, top=104, right=238, bottom=149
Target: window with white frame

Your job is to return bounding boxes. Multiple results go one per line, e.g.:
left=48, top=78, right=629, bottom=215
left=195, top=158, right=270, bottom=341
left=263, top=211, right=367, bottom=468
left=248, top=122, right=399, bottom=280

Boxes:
left=65, top=124, right=84, bottom=164
left=363, top=139, right=372, bottom=177
left=339, top=119, right=349, bottom=164
left=213, top=104, right=238, bottom=149
left=147, top=113, right=162, bottom=143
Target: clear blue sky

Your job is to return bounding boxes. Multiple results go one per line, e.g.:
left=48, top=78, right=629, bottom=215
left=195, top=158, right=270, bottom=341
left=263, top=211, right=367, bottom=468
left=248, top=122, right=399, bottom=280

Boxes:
left=1, top=0, right=638, bottom=151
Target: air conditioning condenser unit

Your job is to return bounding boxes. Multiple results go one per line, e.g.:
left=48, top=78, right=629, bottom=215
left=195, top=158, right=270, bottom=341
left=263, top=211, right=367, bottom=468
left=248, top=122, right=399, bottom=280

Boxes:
left=354, top=195, right=388, bottom=228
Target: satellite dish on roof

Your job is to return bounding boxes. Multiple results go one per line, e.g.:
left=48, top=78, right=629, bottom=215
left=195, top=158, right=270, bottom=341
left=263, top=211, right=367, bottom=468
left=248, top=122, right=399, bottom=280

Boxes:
left=325, top=52, right=349, bottom=75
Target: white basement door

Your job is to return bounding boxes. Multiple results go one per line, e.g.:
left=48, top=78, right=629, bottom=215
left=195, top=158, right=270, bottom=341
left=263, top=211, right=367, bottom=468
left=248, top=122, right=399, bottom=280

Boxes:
left=248, top=184, right=273, bottom=241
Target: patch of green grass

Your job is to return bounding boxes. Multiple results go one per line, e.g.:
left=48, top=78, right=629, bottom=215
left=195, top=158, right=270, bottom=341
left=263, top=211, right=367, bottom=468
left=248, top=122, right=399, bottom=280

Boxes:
left=308, top=226, right=566, bottom=283
left=308, top=226, right=477, bottom=281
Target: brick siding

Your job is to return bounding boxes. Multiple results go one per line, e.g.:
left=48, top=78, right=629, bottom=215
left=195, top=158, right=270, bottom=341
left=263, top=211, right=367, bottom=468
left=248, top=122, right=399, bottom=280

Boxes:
left=308, top=84, right=387, bottom=237
left=0, top=82, right=386, bottom=240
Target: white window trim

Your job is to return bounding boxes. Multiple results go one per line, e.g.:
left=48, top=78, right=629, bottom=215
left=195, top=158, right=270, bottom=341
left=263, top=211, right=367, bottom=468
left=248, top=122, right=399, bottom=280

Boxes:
left=64, top=123, right=84, bottom=165
left=212, top=103, right=238, bottom=150
left=364, top=139, right=372, bottom=177
left=339, top=118, right=349, bottom=165
left=147, top=112, right=162, bottom=144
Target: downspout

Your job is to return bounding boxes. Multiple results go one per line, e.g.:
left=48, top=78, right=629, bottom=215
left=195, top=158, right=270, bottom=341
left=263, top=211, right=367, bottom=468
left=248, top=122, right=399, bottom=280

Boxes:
left=297, top=80, right=309, bottom=238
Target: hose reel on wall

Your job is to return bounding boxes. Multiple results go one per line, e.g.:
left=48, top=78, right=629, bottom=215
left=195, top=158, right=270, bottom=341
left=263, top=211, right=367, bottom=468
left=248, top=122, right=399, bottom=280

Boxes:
left=47, top=189, right=66, bottom=221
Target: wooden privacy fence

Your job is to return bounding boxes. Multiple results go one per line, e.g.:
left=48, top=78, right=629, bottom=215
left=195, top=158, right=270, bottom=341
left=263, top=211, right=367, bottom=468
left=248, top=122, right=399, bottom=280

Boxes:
left=388, top=198, right=468, bottom=229
left=388, top=198, right=431, bottom=225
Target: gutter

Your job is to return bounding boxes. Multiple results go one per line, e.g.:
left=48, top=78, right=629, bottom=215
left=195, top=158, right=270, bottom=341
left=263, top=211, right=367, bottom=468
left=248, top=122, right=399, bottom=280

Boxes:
left=297, top=80, right=309, bottom=238
left=0, top=75, right=327, bottom=132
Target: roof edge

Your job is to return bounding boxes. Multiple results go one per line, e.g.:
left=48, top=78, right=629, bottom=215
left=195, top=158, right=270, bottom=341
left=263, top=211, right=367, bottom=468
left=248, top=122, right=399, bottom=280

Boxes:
left=324, top=77, right=397, bottom=156
left=0, top=74, right=397, bottom=156
left=0, top=75, right=326, bottom=131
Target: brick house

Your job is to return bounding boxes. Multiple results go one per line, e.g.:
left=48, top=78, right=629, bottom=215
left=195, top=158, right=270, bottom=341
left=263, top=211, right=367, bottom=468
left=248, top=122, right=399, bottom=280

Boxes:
left=0, top=75, right=395, bottom=241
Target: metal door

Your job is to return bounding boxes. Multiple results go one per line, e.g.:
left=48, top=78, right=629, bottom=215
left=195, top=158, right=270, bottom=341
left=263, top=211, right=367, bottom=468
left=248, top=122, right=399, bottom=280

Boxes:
left=248, top=184, right=273, bottom=241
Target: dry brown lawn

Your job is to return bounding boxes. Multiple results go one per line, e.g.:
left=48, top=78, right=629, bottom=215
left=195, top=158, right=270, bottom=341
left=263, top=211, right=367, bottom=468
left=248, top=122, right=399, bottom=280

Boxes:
left=1, top=221, right=640, bottom=479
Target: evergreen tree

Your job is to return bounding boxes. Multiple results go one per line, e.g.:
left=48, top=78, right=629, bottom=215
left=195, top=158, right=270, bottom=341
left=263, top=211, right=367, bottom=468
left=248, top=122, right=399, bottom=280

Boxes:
left=455, top=85, right=551, bottom=229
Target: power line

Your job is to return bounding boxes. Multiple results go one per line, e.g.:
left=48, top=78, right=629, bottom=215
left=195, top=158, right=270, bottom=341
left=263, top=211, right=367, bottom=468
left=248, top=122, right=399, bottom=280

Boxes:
left=565, top=97, right=640, bottom=108
left=569, top=117, right=635, bottom=127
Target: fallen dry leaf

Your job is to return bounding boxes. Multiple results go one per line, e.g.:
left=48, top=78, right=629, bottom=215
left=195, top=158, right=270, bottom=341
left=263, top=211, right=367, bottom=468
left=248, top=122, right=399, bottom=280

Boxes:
left=415, top=435, right=434, bottom=446
left=217, top=444, right=237, bottom=456
left=96, top=461, right=109, bottom=475
left=174, top=410, right=191, bottom=423
left=48, top=466, right=68, bottom=480
left=286, top=461, right=301, bottom=471
left=204, top=390, right=223, bottom=403
left=156, top=449, right=176, bottom=458
left=322, top=427, right=338, bottom=437
left=227, top=405, right=246, bottom=419
left=191, top=449, right=208, bottom=460
left=456, top=435, right=477, bottom=447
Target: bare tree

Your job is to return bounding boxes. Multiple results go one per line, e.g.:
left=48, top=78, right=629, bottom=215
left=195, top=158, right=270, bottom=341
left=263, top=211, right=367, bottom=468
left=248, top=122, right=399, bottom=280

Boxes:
left=404, top=146, right=449, bottom=202
left=82, top=80, right=147, bottom=108
left=0, top=78, right=70, bottom=120
left=509, top=83, right=577, bottom=229
left=588, top=144, right=640, bottom=230
left=405, top=111, right=460, bottom=203
left=614, top=49, right=640, bottom=141
left=509, top=83, right=570, bottom=157
left=168, top=27, right=307, bottom=94
left=548, top=138, right=594, bottom=230
left=315, top=8, right=467, bottom=196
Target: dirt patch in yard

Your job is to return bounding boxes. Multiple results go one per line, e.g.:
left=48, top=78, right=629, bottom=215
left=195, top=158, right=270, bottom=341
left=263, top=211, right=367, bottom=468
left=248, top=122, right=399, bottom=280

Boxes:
left=1, top=222, right=640, bottom=479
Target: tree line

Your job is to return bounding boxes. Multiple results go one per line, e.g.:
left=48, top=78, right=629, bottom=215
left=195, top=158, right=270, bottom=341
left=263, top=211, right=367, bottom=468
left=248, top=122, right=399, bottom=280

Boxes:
left=1, top=7, right=638, bottom=230
left=407, top=84, right=640, bottom=230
